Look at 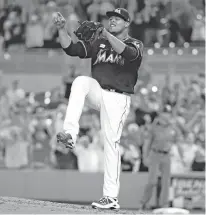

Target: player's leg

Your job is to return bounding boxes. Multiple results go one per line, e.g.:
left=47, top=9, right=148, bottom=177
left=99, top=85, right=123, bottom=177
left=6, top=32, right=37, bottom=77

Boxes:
left=139, top=151, right=160, bottom=210
left=91, top=91, right=131, bottom=209
left=57, top=76, right=102, bottom=148
left=158, top=154, right=171, bottom=207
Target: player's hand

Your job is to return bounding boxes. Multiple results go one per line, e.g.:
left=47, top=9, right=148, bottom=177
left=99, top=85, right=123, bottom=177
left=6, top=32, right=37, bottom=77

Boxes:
left=52, top=12, right=66, bottom=29
left=101, top=28, right=108, bottom=37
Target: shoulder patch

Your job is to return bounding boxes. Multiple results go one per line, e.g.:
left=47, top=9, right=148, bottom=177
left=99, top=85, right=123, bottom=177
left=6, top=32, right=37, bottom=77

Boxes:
left=131, top=40, right=143, bottom=58
left=132, top=41, right=141, bottom=49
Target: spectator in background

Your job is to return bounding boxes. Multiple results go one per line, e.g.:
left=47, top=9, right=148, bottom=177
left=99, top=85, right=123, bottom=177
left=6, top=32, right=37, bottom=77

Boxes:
left=192, top=117, right=205, bottom=171
left=0, top=8, right=7, bottom=37
left=29, top=107, right=52, bottom=168
left=139, top=112, right=177, bottom=210
left=75, top=135, right=99, bottom=172
left=63, top=65, right=77, bottom=100
left=88, top=112, right=105, bottom=172
left=2, top=1, right=24, bottom=58
left=42, top=1, right=60, bottom=48
left=87, top=0, right=115, bottom=22
left=167, top=0, right=195, bottom=44
left=6, top=0, right=22, bottom=16
left=171, top=132, right=205, bottom=173
left=140, top=0, right=161, bottom=46
left=6, top=80, right=25, bottom=106
left=0, top=87, right=11, bottom=124
left=130, top=12, right=145, bottom=42
left=69, top=0, right=93, bottom=21
left=120, top=123, right=141, bottom=172
left=25, top=12, right=44, bottom=48
left=54, top=144, right=78, bottom=169
left=50, top=103, right=78, bottom=170
left=3, top=126, right=30, bottom=169
left=50, top=103, right=66, bottom=165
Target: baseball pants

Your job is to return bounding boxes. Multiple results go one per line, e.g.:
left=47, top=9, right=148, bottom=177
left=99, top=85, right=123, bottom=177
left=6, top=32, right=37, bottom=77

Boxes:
left=141, top=150, right=171, bottom=207
left=63, top=76, right=131, bottom=198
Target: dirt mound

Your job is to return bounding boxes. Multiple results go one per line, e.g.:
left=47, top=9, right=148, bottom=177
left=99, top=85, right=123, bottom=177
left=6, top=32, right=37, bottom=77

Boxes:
left=0, top=197, right=139, bottom=214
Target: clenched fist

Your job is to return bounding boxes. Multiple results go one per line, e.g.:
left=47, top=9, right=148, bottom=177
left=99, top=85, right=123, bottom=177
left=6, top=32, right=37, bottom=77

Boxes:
left=52, top=12, right=66, bottom=29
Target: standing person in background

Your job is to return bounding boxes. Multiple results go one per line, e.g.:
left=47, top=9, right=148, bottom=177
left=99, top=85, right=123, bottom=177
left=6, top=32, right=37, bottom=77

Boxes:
left=139, top=112, right=176, bottom=210
left=62, top=65, right=77, bottom=100
left=42, top=1, right=59, bottom=48
left=52, top=7, right=143, bottom=209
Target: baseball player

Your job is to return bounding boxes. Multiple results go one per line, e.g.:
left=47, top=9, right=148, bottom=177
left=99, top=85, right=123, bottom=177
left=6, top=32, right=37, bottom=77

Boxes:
left=52, top=8, right=143, bottom=209
left=139, top=112, right=177, bottom=210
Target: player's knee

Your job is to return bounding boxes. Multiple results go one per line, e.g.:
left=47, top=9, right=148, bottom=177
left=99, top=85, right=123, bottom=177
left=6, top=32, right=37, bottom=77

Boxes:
left=73, top=76, right=87, bottom=85
left=72, top=76, right=89, bottom=90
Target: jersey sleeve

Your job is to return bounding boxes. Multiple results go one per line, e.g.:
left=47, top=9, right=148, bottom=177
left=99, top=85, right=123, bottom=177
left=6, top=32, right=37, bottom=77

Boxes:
left=121, top=40, right=144, bottom=61
left=62, top=40, right=92, bottom=58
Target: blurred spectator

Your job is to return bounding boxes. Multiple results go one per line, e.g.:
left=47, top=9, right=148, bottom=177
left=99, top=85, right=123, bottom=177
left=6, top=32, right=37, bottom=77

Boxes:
left=49, top=103, right=79, bottom=170
left=75, top=135, right=100, bottom=172
left=29, top=107, right=52, bottom=168
left=6, top=80, right=25, bottom=106
left=120, top=123, right=141, bottom=172
left=171, top=132, right=205, bottom=173
left=2, top=1, right=24, bottom=57
left=3, top=126, right=30, bottom=169
left=0, top=0, right=204, bottom=51
left=62, top=65, right=77, bottom=100
left=87, top=0, right=115, bottom=22
left=167, top=0, right=196, bottom=44
left=0, top=7, right=204, bottom=174
left=25, top=12, right=44, bottom=48
left=0, top=71, right=204, bottom=172
left=130, top=12, right=146, bottom=42
left=41, top=1, right=60, bottom=48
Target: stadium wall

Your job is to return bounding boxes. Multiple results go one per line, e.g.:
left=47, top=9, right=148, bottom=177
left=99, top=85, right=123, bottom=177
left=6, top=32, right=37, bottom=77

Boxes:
left=0, top=170, right=204, bottom=209
left=0, top=48, right=204, bottom=92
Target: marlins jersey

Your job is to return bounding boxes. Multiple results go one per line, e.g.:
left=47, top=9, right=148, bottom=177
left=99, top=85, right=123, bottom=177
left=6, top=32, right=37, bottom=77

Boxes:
left=63, top=37, right=144, bottom=94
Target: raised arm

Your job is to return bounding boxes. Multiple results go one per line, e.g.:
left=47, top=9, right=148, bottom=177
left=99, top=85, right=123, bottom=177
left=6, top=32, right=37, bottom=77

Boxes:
left=53, top=12, right=71, bottom=48
left=52, top=12, right=91, bottom=58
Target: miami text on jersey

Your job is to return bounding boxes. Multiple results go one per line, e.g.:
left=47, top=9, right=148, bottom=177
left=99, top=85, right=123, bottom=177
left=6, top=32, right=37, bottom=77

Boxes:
left=93, top=49, right=125, bottom=66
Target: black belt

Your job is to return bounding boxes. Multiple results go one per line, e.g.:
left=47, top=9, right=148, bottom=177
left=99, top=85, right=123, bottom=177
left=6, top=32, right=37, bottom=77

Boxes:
left=152, top=148, right=169, bottom=154
left=102, top=86, right=129, bottom=95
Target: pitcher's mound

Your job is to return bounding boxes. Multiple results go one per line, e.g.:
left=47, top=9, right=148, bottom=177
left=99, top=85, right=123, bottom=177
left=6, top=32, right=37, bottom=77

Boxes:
left=0, top=197, right=137, bottom=214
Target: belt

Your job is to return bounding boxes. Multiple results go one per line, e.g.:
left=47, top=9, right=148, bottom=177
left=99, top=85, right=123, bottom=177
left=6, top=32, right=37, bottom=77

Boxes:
left=102, top=86, right=129, bottom=95
left=152, top=148, right=169, bottom=154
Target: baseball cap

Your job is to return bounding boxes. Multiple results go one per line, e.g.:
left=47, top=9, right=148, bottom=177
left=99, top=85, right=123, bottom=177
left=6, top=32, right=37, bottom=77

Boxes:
left=106, top=8, right=130, bottom=22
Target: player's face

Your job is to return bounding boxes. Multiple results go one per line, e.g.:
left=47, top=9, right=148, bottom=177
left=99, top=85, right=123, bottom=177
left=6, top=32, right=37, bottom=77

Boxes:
left=108, top=16, right=128, bottom=34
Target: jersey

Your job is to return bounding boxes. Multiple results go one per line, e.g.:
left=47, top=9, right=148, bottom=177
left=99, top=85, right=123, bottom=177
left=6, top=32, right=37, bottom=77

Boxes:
left=63, top=37, right=144, bottom=94
left=149, top=120, right=176, bottom=152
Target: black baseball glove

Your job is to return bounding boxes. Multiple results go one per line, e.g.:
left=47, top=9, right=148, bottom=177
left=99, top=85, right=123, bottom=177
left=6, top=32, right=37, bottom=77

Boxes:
left=74, top=20, right=104, bottom=42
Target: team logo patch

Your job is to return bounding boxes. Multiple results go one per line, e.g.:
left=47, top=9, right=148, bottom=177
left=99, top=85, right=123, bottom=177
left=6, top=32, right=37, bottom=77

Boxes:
left=100, top=44, right=105, bottom=48
left=115, top=9, right=121, bottom=14
left=133, top=41, right=140, bottom=49
left=132, top=41, right=143, bottom=57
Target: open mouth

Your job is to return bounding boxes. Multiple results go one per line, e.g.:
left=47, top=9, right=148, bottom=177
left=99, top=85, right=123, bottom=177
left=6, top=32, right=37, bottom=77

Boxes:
left=110, top=24, right=116, bottom=27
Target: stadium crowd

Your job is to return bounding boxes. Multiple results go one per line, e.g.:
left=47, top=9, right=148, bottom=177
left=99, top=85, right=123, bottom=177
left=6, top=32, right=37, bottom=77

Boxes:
left=0, top=0, right=205, bottom=57
left=0, top=67, right=205, bottom=172
left=0, top=0, right=205, bottom=173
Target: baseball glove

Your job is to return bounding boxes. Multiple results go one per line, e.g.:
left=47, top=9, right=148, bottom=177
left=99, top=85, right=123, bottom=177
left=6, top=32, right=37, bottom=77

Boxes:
left=74, top=20, right=104, bottom=42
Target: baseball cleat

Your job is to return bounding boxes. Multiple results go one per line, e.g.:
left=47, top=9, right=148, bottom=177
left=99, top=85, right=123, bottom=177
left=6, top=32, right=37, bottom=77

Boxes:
left=56, top=132, right=75, bottom=149
left=91, top=196, right=120, bottom=210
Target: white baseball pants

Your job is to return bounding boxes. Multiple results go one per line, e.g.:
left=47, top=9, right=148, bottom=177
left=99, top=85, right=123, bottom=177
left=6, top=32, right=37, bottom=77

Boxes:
left=63, top=76, right=131, bottom=198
